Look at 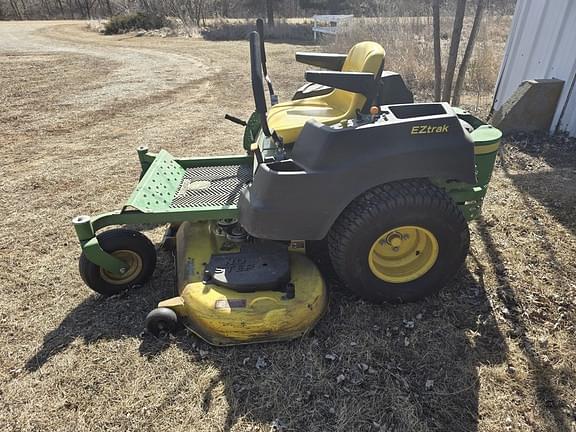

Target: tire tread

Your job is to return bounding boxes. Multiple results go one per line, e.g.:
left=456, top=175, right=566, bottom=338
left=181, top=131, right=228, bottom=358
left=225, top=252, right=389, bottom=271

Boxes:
left=327, top=179, right=469, bottom=302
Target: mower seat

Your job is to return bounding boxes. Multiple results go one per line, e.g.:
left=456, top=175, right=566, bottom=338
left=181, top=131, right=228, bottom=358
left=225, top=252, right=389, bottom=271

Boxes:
left=267, top=41, right=385, bottom=144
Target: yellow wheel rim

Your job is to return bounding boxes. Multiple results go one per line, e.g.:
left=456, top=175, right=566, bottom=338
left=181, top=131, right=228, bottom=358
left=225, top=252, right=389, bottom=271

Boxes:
left=368, top=226, right=439, bottom=283
left=100, top=250, right=143, bottom=285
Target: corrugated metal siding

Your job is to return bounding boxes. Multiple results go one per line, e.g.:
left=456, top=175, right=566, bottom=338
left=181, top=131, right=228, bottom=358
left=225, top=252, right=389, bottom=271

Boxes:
left=493, top=0, right=576, bottom=136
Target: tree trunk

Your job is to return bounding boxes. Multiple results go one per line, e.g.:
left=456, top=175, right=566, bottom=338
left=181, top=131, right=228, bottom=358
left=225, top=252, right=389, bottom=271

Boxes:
left=442, top=0, right=466, bottom=102
left=18, top=0, right=27, bottom=18
left=194, top=0, right=202, bottom=26
left=83, top=0, right=93, bottom=18
left=9, top=0, right=23, bottom=19
left=66, top=0, right=74, bottom=18
left=201, top=2, right=207, bottom=27
left=75, top=0, right=86, bottom=17
left=41, top=0, right=52, bottom=17
left=266, top=0, right=274, bottom=27
left=104, top=0, right=113, bottom=16
left=432, top=0, right=442, bottom=102
left=452, top=0, right=486, bottom=106
left=55, top=0, right=66, bottom=17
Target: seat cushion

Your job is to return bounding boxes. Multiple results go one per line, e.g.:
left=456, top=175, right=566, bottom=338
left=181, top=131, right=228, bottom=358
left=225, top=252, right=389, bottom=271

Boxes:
left=267, top=96, right=348, bottom=144
left=267, top=41, right=385, bottom=144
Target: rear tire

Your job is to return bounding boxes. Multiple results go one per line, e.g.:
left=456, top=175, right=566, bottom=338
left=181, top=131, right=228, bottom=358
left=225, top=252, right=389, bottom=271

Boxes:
left=328, top=179, right=469, bottom=303
left=79, top=229, right=157, bottom=297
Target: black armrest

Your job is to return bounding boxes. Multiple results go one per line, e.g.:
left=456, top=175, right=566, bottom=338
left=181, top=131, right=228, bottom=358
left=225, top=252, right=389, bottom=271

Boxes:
left=305, top=71, right=376, bottom=99
left=295, top=52, right=347, bottom=70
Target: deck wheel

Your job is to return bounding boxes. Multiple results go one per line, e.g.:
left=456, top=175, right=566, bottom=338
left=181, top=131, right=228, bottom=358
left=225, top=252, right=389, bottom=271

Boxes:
left=79, top=229, right=157, bottom=297
left=145, top=308, right=178, bottom=337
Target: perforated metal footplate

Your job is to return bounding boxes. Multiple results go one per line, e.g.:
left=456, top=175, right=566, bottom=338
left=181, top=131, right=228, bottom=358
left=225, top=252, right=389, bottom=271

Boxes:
left=170, top=164, right=252, bottom=208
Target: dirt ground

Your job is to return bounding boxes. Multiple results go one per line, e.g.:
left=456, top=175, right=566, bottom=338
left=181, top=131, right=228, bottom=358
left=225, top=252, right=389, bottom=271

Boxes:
left=1, top=21, right=575, bottom=432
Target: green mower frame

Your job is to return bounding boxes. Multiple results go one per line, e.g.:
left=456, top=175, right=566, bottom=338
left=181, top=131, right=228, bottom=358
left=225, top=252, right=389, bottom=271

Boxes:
left=73, top=113, right=499, bottom=276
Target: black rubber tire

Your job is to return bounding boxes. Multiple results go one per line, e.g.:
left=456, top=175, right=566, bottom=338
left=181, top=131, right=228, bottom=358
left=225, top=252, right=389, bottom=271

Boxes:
left=79, top=229, right=157, bottom=297
left=145, top=308, right=178, bottom=337
left=327, top=179, right=469, bottom=303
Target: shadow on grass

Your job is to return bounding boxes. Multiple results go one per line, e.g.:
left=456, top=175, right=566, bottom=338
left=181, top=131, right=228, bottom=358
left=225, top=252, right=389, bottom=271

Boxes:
left=476, top=218, right=572, bottom=432
left=23, top=250, right=177, bottom=373
left=26, top=246, right=509, bottom=431
left=22, top=136, right=574, bottom=429
left=139, top=265, right=508, bottom=431
left=474, top=139, right=575, bottom=431
left=502, top=134, right=576, bottom=236
left=506, top=132, right=576, bottom=170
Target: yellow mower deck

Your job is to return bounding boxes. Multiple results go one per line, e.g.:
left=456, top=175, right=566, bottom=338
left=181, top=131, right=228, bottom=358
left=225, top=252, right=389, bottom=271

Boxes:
left=158, top=221, right=327, bottom=346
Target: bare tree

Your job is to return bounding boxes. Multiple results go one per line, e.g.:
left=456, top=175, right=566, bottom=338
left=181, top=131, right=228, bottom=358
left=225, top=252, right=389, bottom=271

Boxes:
left=41, top=0, right=52, bottom=16
left=99, top=0, right=112, bottom=16
left=83, top=0, right=98, bottom=18
left=266, top=0, right=274, bottom=27
left=432, top=0, right=442, bottom=102
left=55, top=0, right=66, bottom=16
left=452, top=0, right=486, bottom=106
left=9, top=0, right=23, bottom=19
left=221, top=0, right=230, bottom=17
left=441, top=0, right=466, bottom=102
left=65, top=0, right=75, bottom=17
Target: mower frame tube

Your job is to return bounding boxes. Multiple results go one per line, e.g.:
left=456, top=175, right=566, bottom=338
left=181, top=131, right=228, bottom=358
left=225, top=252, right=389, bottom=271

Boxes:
left=137, top=146, right=251, bottom=177
left=73, top=207, right=241, bottom=274
left=74, top=148, right=251, bottom=274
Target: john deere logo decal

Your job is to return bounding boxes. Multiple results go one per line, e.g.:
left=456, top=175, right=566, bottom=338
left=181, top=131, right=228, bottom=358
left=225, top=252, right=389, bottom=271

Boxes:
left=411, top=125, right=449, bottom=134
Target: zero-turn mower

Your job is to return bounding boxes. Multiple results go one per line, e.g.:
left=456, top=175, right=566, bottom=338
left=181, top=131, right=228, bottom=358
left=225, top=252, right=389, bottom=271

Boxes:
left=72, top=28, right=501, bottom=346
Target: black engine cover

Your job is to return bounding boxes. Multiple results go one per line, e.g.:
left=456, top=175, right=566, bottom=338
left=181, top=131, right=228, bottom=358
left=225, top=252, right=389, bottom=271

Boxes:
left=204, top=242, right=290, bottom=293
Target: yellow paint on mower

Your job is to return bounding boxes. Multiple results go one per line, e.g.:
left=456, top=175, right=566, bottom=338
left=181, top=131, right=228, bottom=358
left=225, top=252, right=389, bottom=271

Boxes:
left=368, top=226, right=439, bottom=283
left=266, top=41, right=385, bottom=144
left=157, top=221, right=327, bottom=346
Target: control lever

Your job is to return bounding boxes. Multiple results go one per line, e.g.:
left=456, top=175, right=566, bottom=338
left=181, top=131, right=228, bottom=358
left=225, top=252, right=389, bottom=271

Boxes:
left=224, top=114, right=247, bottom=126
left=250, top=143, right=264, bottom=164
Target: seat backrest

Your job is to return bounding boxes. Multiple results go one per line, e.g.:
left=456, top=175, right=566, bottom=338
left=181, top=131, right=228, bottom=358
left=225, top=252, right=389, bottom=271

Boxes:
left=325, top=41, right=385, bottom=114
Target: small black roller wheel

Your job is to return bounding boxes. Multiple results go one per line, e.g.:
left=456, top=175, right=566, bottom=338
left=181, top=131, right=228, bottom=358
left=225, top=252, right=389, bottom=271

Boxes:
left=145, top=307, right=178, bottom=337
left=328, top=179, right=469, bottom=303
left=79, top=229, right=157, bottom=297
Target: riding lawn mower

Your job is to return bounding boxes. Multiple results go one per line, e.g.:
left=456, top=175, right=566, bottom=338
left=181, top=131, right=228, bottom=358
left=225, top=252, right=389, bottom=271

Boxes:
left=72, top=21, right=502, bottom=346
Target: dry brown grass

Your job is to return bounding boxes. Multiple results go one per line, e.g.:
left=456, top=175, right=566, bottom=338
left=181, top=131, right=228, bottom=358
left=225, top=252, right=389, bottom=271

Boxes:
left=1, top=21, right=576, bottom=432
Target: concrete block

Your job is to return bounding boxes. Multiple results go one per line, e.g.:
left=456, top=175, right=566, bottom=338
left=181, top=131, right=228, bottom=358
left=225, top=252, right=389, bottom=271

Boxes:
left=491, top=79, right=564, bottom=135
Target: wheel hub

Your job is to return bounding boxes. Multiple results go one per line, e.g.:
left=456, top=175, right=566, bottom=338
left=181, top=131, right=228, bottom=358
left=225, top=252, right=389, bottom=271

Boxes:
left=100, top=250, right=143, bottom=285
left=385, top=232, right=403, bottom=248
left=369, top=226, right=439, bottom=283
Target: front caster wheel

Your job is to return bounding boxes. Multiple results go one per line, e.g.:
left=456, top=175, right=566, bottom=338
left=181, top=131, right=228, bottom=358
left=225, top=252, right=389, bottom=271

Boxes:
left=79, top=229, right=157, bottom=297
left=145, top=308, right=178, bottom=337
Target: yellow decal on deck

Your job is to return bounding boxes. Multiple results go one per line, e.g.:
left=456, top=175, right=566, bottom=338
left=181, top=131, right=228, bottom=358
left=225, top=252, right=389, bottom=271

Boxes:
left=411, top=125, right=449, bottom=134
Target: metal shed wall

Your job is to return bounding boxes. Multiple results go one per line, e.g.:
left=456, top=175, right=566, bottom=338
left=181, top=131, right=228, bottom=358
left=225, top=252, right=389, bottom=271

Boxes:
left=493, top=0, right=576, bottom=136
